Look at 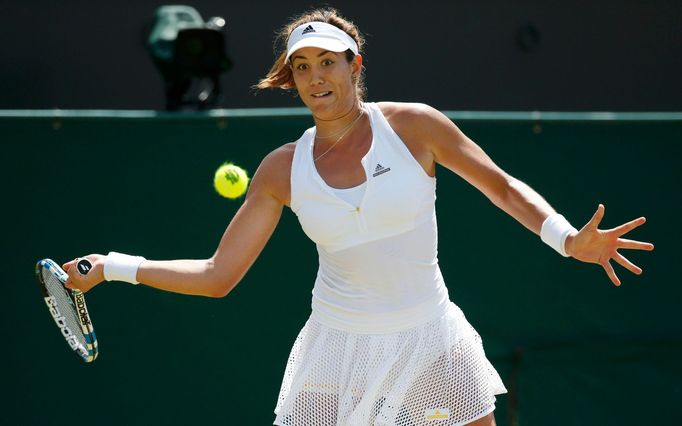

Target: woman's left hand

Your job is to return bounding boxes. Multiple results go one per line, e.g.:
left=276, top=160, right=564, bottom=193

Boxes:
left=565, top=204, right=654, bottom=286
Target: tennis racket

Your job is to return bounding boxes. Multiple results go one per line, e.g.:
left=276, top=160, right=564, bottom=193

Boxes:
left=36, top=258, right=99, bottom=363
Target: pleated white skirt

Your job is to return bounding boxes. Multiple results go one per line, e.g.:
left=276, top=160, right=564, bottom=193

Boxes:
left=274, top=302, right=507, bottom=425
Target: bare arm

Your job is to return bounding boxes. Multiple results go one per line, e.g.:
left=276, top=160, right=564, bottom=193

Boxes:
left=64, top=144, right=294, bottom=296
left=383, top=102, right=554, bottom=235
left=382, top=102, right=653, bottom=285
left=135, top=176, right=284, bottom=297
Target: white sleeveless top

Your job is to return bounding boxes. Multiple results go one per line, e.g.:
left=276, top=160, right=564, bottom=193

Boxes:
left=290, top=103, right=450, bottom=333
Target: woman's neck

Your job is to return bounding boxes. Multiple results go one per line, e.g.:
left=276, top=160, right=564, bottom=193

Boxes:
left=313, top=101, right=363, bottom=138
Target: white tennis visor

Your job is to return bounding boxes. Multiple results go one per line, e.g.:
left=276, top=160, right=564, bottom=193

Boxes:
left=285, top=22, right=359, bottom=63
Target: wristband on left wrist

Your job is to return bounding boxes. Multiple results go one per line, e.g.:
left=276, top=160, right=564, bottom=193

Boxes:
left=541, top=214, right=578, bottom=257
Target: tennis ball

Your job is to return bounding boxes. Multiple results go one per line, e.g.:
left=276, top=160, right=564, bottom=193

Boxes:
left=213, top=163, right=249, bottom=199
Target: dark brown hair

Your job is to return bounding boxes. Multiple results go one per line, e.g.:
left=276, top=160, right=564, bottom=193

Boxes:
left=255, top=8, right=366, bottom=99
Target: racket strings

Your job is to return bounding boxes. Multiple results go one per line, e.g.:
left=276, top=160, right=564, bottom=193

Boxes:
left=42, top=269, right=89, bottom=352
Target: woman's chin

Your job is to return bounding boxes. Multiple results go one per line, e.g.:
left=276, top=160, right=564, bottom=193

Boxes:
left=308, top=99, right=355, bottom=121
left=309, top=104, right=337, bottom=120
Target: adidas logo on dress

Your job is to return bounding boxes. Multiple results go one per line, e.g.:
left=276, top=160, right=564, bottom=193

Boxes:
left=372, top=163, right=391, bottom=177
left=302, top=25, right=315, bottom=34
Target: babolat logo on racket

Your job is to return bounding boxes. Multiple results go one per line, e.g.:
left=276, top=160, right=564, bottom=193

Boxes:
left=44, top=296, right=83, bottom=354
left=76, top=259, right=92, bottom=275
left=74, top=293, right=91, bottom=326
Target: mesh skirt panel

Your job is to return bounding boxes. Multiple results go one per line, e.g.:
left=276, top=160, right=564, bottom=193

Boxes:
left=274, top=303, right=506, bottom=426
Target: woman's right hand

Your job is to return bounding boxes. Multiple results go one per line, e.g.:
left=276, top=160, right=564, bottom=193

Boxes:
left=63, top=254, right=106, bottom=293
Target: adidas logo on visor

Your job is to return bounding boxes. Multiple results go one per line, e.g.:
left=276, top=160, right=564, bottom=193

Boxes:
left=302, top=25, right=315, bottom=34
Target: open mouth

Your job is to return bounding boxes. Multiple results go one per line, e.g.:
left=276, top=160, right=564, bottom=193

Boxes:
left=311, top=91, right=332, bottom=98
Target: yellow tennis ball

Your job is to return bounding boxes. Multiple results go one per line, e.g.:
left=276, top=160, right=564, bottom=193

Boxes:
left=213, top=163, right=249, bottom=199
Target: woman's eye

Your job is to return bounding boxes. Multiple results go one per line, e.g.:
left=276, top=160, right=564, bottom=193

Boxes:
left=322, top=59, right=334, bottom=66
left=296, top=64, right=308, bottom=71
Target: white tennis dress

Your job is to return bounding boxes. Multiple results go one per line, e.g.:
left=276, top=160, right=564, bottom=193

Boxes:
left=274, top=103, right=506, bottom=426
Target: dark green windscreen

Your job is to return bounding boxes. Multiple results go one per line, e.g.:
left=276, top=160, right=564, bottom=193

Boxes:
left=3, top=110, right=679, bottom=425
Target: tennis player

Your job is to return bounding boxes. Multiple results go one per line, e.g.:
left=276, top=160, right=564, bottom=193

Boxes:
left=64, top=8, right=653, bottom=426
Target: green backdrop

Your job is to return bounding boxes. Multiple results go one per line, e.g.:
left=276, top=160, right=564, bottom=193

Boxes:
left=2, top=109, right=680, bottom=425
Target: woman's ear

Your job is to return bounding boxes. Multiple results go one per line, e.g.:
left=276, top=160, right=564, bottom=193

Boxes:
left=351, top=54, right=363, bottom=79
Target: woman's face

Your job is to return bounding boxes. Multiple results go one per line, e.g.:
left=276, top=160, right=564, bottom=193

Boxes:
left=290, top=47, right=361, bottom=120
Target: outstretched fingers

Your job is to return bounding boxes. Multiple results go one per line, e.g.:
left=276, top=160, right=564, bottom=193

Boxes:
left=601, top=259, right=621, bottom=286
left=618, top=238, right=655, bottom=251
left=613, top=251, right=642, bottom=275
left=611, top=216, right=647, bottom=237
left=602, top=249, right=647, bottom=286
left=584, top=206, right=652, bottom=286
left=586, top=204, right=605, bottom=230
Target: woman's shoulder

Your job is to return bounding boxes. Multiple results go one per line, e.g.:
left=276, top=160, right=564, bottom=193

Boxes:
left=376, top=101, right=436, bottom=118
left=261, top=125, right=315, bottom=172
left=250, top=142, right=296, bottom=206
left=376, top=102, right=441, bottom=129
left=261, top=142, right=296, bottom=176
left=375, top=101, right=443, bottom=136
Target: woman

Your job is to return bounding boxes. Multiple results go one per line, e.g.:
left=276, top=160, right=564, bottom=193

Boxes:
left=64, top=8, right=653, bottom=426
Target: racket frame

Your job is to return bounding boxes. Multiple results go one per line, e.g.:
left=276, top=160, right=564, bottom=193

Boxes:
left=36, top=258, right=99, bottom=363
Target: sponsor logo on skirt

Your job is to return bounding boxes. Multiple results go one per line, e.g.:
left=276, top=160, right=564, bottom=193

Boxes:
left=425, top=408, right=450, bottom=421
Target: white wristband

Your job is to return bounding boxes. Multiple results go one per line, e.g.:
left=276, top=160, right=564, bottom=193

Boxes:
left=103, top=252, right=146, bottom=284
left=540, top=214, right=578, bottom=257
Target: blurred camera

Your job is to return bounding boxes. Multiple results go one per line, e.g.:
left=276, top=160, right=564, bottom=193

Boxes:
left=147, top=5, right=232, bottom=110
